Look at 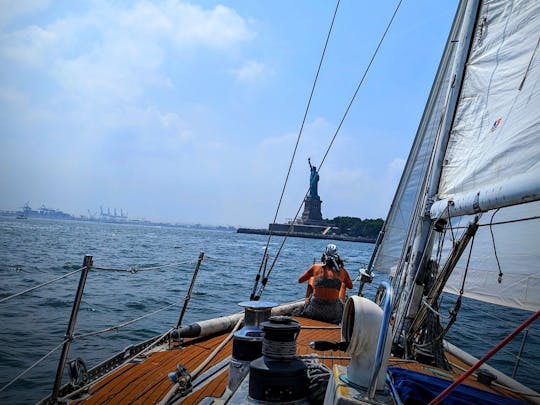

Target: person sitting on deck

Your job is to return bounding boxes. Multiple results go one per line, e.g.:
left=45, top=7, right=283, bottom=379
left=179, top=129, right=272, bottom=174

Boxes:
left=298, top=244, right=353, bottom=324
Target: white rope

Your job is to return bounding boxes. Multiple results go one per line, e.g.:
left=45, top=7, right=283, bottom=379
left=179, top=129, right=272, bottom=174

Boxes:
left=422, top=297, right=450, bottom=320
left=0, top=267, right=86, bottom=304
left=158, top=317, right=244, bottom=405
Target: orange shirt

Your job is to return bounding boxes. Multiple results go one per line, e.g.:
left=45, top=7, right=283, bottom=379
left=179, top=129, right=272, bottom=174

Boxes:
left=299, top=263, right=353, bottom=300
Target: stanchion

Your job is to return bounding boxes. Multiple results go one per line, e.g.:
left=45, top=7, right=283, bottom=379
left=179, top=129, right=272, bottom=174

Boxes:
left=51, top=255, right=92, bottom=401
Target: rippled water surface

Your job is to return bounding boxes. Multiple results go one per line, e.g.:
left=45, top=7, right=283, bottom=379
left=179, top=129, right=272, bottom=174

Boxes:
left=0, top=217, right=538, bottom=403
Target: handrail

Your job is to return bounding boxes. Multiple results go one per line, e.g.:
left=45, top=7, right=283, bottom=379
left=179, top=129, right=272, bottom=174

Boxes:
left=367, top=281, right=393, bottom=399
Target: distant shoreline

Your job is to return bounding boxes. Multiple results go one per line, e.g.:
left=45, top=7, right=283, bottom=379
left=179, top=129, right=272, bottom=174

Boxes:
left=0, top=212, right=236, bottom=232
left=237, top=227, right=376, bottom=243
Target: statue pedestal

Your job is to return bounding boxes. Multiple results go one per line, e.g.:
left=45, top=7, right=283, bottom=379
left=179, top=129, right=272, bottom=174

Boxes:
left=301, top=197, right=323, bottom=224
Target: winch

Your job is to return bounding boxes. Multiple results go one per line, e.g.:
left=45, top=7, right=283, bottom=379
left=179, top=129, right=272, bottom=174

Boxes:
left=228, top=301, right=276, bottom=391
left=248, top=316, right=308, bottom=403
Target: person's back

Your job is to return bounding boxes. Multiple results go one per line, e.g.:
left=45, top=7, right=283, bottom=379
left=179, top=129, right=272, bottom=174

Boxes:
left=298, top=244, right=353, bottom=324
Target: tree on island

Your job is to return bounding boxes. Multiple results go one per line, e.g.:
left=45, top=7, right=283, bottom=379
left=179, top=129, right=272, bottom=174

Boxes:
left=328, top=216, right=383, bottom=239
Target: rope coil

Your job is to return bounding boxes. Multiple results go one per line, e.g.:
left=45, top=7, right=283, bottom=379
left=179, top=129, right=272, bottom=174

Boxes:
left=262, top=339, right=297, bottom=359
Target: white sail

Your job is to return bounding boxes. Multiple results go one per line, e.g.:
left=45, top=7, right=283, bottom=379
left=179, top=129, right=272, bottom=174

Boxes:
left=370, top=2, right=471, bottom=275
left=432, top=0, right=540, bottom=311
left=442, top=201, right=540, bottom=312
left=433, top=0, right=540, bottom=217
left=373, top=0, right=539, bottom=315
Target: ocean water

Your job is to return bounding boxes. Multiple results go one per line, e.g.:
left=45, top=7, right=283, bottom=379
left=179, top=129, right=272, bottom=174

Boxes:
left=0, top=217, right=538, bottom=404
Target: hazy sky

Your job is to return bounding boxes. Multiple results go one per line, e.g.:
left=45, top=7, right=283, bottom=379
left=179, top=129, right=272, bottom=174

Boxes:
left=0, top=0, right=458, bottom=227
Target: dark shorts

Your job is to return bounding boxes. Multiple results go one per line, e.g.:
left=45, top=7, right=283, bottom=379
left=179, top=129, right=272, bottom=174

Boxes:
left=300, top=296, right=344, bottom=324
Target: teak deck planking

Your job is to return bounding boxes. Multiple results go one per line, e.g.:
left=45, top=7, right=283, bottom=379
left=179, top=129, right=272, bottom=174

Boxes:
left=71, top=316, right=525, bottom=404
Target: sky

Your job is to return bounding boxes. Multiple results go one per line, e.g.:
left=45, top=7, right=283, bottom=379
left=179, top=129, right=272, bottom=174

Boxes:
left=0, top=0, right=458, bottom=227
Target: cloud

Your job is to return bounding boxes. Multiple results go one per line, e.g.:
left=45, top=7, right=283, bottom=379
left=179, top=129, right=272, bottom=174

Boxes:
left=0, top=0, right=50, bottom=26
left=0, top=0, right=255, bottom=159
left=1, top=1, right=254, bottom=102
left=260, top=131, right=296, bottom=148
left=230, top=60, right=272, bottom=83
left=388, top=157, right=405, bottom=179
left=0, top=24, right=57, bottom=65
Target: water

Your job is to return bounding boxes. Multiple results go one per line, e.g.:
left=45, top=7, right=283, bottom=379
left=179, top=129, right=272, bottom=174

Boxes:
left=0, top=217, right=538, bottom=403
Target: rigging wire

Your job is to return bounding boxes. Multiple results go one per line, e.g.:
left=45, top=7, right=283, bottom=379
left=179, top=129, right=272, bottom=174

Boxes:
left=73, top=301, right=179, bottom=340
left=254, top=0, right=404, bottom=300
left=444, top=214, right=540, bottom=230
left=0, top=266, right=86, bottom=304
left=317, top=0, right=403, bottom=173
left=0, top=339, right=69, bottom=393
left=93, top=259, right=194, bottom=273
left=250, top=0, right=342, bottom=300
left=436, top=233, right=476, bottom=341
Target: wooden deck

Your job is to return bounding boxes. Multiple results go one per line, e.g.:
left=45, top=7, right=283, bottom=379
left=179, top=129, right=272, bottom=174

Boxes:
left=70, top=316, right=345, bottom=404
left=69, top=316, right=530, bottom=404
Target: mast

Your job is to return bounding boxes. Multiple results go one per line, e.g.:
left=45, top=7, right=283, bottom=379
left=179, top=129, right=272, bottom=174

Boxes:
left=393, top=0, right=481, bottom=343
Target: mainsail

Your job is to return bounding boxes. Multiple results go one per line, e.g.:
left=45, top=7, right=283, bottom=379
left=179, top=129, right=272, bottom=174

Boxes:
left=370, top=0, right=540, bottom=318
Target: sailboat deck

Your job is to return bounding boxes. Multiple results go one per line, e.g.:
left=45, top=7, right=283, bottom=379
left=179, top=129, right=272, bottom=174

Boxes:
left=70, top=316, right=346, bottom=404
left=69, top=316, right=529, bottom=404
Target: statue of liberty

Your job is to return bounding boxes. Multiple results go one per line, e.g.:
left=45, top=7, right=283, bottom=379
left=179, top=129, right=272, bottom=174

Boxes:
left=308, top=158, right=319, bottom=199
